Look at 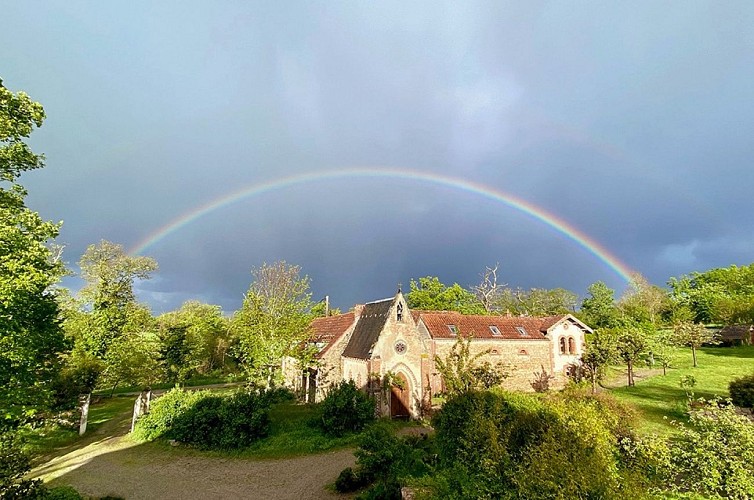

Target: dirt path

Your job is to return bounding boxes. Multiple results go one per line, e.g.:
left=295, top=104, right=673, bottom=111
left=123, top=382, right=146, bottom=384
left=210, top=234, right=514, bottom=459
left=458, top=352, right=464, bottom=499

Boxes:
left=31, top=404, right=356, bottom=500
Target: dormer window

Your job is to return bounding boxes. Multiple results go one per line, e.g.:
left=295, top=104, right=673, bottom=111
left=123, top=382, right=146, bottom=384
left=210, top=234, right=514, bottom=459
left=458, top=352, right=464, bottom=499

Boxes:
left=447, top=324, right=458, bottom=335
left=396, top=303, right=403, bottom=322
left=489, top=325, right=501, bottom=336
left=515, top=326, right=528, bottom=337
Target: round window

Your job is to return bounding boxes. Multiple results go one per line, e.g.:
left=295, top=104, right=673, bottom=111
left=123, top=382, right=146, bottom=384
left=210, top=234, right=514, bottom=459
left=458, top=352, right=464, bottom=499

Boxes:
left=394, top=340, right=407, bottom=355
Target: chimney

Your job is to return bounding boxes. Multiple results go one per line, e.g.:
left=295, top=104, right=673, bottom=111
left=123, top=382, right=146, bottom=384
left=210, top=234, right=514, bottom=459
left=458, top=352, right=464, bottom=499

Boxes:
left=353, top=304, right=365, bottom=318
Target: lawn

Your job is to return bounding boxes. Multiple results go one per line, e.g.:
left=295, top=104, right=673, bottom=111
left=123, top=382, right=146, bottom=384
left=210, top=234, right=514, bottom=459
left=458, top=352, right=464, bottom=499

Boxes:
left=609, top=344, right=754, bottom=435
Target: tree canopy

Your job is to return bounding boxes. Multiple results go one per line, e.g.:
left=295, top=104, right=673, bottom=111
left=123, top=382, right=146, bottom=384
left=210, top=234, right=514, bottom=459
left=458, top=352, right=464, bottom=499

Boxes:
left=406, top=276, right=486, bottom=314
left=0, top=80, right=66, bottom=425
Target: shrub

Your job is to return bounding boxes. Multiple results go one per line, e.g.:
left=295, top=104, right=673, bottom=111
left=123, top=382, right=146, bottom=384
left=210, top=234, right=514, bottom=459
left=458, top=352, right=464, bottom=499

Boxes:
left=336, top=422, right=436, bottom=498
left=133, top=388, right=271, bottom=449
left=44, top=485, right=83, bottom=499
left=665, top=399, right=754, bottom=499
left=0, top=432, right=47, bottom=499
left=318, top=380, right=375, bottom=437
left=132, top=388, right=208, bottom=442
left=431, top=390, right=645, bottom=499
left=729, top=373, right=754, bottom=409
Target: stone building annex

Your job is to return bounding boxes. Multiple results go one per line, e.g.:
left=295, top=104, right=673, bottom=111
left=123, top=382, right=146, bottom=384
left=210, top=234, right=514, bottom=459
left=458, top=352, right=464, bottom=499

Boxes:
left=284, top=291, right=592, bottom=418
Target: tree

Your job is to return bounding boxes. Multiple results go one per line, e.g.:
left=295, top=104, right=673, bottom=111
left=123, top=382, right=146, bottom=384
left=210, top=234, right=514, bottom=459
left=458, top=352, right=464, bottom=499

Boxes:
left=672, top=321, right=717, bottom=368
left=614, top=326, right=649, bottom=387
left=77, top=240, right=157, bottom=356
left=669, top=264, right=754, bottom=324
left=434, top=335, right=507, bottom=396
left=100, top=304, right=162, bottom=395
left=158, top=301, right=230, bottom=378
left=0, top=79, right=67, bottom=425
left=496, top=287, right=578, bottom=316
left=649, top=331, right=677, bottom=376
left=580, top=281, right=619, bottom=328
left=230, top=262, right=313, bottom=386
left=618, top=273, right=671, bottom=327
left=472, top=263, right=505, bottom=313
left=580, top=330, right=618, bottom=393
left=407, top=276, right=486, bottom=314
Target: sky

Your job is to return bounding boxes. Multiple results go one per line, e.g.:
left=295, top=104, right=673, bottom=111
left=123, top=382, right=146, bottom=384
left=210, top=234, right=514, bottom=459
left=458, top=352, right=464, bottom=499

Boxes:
left=3, top=1, right=753, bottom=314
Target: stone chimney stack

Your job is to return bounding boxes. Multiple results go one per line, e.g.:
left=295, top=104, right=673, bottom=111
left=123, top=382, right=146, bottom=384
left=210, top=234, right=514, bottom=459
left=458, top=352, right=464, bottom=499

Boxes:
left=353, top=304, right=365, bottom=318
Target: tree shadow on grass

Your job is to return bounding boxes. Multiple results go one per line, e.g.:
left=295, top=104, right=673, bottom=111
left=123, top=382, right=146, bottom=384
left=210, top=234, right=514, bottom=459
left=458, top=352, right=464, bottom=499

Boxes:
left=34, top=434, right=353, bottom=500
left=699, top=345, right=754, bottom=359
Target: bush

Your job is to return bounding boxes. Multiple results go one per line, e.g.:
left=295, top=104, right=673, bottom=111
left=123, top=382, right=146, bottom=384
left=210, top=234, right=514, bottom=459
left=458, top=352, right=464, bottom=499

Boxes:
left=729, top=373, right=754, bottom=409
left=431, top=390, right=646, bottom=499
left=336, top=423, right=436, bottom=498
left=0, top=432, right=47, bottom=499
left=132, top=388, right=208, bottom=442
left=665, top=399, right=754, bottom=499
left=44, top=485, right=83, bottom=499
left=318, top=380, right=375, bottom=437
left=134, top=388, right=271, bottom=449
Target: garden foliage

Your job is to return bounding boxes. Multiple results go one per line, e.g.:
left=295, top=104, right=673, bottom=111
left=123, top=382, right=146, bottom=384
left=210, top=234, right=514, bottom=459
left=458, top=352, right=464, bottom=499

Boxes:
left=729, top=373, right=754, bottom=409
left=317, top=380, right=375, bottom=437
left=133, top=388, right=271, bottom=449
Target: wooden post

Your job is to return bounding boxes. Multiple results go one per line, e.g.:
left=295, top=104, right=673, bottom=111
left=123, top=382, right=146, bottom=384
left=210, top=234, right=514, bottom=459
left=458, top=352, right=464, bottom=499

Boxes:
left=79, top=393, right=91, bottom=436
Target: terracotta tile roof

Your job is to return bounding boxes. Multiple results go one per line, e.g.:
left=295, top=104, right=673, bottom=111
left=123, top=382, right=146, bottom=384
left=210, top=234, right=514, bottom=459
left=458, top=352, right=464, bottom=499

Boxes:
left=417, top=311, right=563, bottom=340
left=343, top=298, right=394, bottom=359
left=718, top=324, right=753, bottom=342
left=310, top=312, right=355, bottom=358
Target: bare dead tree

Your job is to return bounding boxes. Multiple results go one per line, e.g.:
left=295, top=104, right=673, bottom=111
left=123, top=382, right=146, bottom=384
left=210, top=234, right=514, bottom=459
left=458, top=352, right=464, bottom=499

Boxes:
left=473, top=263, right=506, bottom=313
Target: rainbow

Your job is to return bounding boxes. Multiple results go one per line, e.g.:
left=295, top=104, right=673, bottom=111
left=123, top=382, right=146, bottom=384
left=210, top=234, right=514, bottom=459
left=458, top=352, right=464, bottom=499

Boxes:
left=130, top=167, right=634, bottom=283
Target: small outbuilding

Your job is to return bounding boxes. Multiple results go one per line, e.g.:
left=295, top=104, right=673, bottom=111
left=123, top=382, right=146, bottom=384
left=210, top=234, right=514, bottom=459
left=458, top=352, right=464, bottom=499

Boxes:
left=717, top=324, right=754, bottom=346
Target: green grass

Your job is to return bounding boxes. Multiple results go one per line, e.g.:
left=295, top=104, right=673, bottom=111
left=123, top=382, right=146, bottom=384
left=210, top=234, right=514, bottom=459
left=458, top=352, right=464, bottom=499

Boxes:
left=20, top=396, right=135, bottom=459
left=609, top=345, right=754, bottom=435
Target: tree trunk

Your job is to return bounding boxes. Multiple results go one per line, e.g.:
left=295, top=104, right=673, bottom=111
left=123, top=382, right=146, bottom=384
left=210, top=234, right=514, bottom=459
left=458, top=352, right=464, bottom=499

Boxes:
left=662, top=365, right=667, bottom=376
left=692, top=346, right=697, bottom=367
left=627, top=360, right=634, bottom=387
left=591, top=371, right=597, bottom=394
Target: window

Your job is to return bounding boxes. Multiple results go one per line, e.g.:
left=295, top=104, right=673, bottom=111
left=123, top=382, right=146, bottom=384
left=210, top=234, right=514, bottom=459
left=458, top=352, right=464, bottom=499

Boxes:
left=489, top=325, right=501, bottom=336
left=559, top=337, right=567, bottom=354
left=396, top=303, right=403, bottom=322
left=515, top=326, right=528, bottom=337
left=568, top=337, right=576, bottom=355
left=490, top=349, right=500, bottom=355
left=447, top=324, right=458, bottom=335
left=519, top=349, right=529, bottom=356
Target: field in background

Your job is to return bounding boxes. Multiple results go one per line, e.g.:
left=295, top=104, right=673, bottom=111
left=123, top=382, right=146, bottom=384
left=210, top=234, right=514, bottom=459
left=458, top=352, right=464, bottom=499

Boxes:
left=609, top=345, right=754, bottom=435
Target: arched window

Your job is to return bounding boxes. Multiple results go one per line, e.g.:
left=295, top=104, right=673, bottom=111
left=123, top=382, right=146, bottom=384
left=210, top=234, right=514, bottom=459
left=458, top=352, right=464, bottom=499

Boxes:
left=396, top=303, right=403, bottom=321
left=519, top=349, right=529, bottom=356
left=559, top=337, right=567, bottom=354
left=568, top=337, right=576, bottom=355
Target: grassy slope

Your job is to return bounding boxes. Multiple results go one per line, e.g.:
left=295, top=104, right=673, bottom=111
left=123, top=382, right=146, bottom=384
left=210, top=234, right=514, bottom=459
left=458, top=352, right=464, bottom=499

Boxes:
left=609, top=345, right=754, bottom=435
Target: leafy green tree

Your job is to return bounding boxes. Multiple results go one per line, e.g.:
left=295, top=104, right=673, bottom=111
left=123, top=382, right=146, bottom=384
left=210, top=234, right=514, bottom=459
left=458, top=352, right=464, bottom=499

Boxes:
left=230, top=261, right=313, bottom=386
left=496, top=287, right=578, bottom=316
left=77, top=240, right=158, bottom=357
left=614, top=326, right=649, bottom=387
left=158, top=301, right=230, bottom=376
left=100, top=304, right=162, bottom=394
left=0, top=79, right=67, bottom=425
left=581, top=281, right=620, bottom=328
left=580, top=329, right=618, bottom=393
left=434, top=335, right=507, bottom=396
left=672, top=321, right=717, bottom=368
left=669, top=264, right=754, bottom=324
left=649, top=331, right=677, bottom=376
left=407, top=276, right=486, bottom=314
left=665, top=399, right=754, bottom=498
left=618, top=273, right=671, bottom=327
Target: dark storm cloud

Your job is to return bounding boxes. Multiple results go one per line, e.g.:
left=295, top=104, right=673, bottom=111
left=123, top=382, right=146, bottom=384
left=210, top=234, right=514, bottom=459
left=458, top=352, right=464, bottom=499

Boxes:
left=3, top=1, right=753, bottom=313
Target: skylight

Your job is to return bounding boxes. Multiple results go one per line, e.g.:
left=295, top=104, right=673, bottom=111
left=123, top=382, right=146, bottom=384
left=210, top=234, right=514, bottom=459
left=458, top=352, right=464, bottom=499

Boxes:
left=489, top=325, right=501, bottom=336
left=515, top=326, right=528, bottom=337
left=447, top=324, right=458, bottom=335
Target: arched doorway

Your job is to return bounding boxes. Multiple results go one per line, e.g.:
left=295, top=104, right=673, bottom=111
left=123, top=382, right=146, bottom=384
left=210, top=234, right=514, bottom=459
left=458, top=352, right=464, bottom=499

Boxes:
left=390, top=372, right=410, bottom=418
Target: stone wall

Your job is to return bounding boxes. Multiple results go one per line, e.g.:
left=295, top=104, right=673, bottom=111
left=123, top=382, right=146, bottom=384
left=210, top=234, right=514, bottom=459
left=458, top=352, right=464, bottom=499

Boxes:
left=432, top=338, right=554, bottom=393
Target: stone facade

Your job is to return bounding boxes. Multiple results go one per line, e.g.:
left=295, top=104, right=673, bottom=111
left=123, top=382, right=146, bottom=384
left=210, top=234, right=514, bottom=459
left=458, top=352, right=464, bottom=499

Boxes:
left=285, top=291, right=592, bottom=418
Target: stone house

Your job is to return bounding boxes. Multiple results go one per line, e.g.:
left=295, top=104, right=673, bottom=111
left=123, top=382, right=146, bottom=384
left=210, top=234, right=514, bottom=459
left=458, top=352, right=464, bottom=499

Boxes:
left=285, top=290, right=592, bottom=418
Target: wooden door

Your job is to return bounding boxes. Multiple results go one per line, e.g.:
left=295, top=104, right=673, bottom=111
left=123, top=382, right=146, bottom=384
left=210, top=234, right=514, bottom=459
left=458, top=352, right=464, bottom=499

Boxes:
left=390, top=372, right=410, bottom=418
